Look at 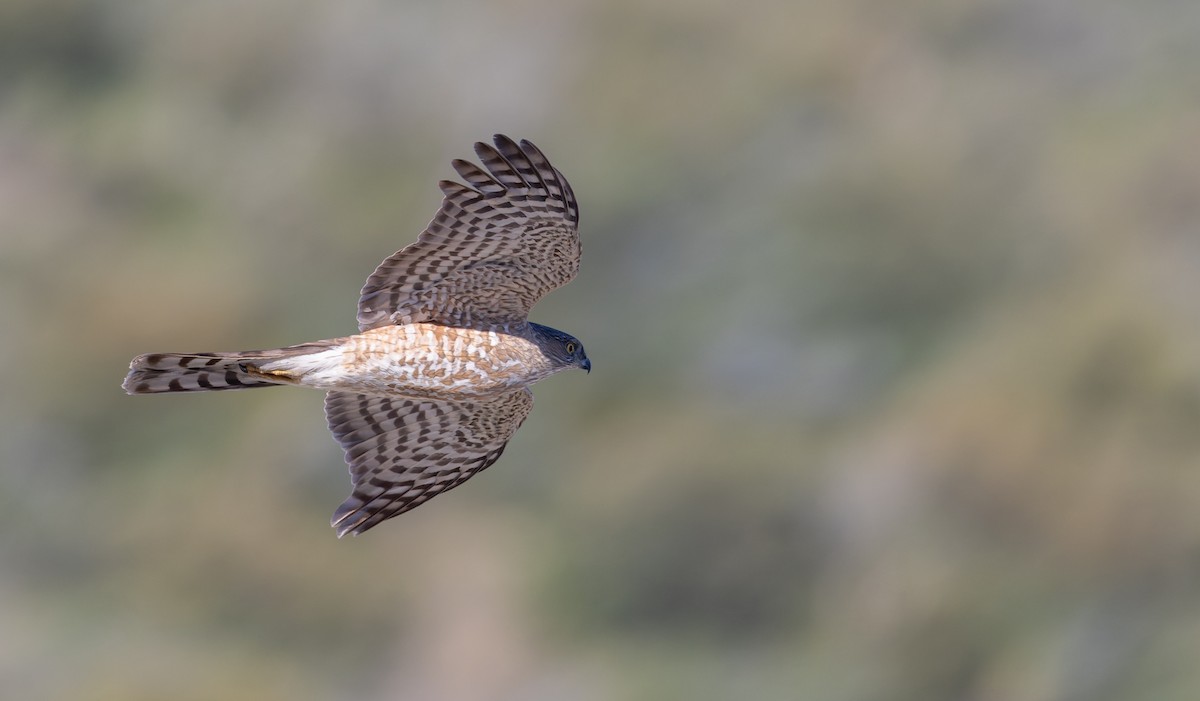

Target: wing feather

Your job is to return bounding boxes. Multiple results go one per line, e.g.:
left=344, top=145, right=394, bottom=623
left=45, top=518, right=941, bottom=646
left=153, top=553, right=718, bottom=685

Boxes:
left=323, top=388, right=534, bottom=536
left=357, top=135, right=580, bottom=331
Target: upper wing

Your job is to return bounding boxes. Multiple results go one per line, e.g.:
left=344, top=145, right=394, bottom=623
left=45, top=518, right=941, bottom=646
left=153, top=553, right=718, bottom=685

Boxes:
left=357, top=135, right=580, bottom=331
left=323, top=388, right=534, bottom=536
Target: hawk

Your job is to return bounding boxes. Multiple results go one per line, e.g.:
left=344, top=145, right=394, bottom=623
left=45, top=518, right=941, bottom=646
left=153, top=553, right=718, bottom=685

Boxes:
left=123, top=135, right=590, bottom=536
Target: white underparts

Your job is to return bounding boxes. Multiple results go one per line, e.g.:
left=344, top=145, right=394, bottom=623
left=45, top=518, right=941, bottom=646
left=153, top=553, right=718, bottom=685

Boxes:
left=259, top=347, right=348, bottom=387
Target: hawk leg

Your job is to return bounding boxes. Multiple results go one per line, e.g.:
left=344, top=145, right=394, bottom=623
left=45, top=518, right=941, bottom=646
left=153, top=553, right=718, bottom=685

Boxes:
left=239, top=362, right=301, bottom=384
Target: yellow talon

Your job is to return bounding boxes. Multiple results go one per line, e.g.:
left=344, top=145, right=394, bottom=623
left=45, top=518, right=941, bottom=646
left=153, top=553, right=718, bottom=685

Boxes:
left=241, top=363, right=300, bottom=383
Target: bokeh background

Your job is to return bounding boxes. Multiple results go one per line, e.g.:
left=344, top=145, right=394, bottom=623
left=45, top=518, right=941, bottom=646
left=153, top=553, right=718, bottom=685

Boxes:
left=4, top=0, right=1200, bottom=699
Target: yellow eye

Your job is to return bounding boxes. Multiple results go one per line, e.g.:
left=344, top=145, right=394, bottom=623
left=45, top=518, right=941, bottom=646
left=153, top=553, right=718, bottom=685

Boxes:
left=565, top=342, right=577, bottom=354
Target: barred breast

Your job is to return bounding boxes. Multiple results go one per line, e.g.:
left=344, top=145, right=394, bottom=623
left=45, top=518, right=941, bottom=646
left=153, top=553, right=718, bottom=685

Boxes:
left=328, top=322, right=548, bottom=398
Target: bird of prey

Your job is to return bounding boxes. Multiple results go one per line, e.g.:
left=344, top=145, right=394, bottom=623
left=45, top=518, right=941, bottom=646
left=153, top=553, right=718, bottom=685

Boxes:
left=123, top=135, right=589, bottom=536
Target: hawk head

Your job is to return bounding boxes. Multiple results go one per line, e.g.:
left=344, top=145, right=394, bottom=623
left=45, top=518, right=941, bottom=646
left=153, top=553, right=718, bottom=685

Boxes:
left=530, top=323, right=591, bottom=374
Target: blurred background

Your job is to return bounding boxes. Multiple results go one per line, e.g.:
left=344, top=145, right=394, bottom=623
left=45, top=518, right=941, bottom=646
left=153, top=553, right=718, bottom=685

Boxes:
left=3, top=0, right=1200, bottom=699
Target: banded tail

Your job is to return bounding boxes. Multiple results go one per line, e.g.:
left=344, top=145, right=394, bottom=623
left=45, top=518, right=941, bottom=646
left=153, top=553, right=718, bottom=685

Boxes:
left=122, top=341, right=341, bottom=394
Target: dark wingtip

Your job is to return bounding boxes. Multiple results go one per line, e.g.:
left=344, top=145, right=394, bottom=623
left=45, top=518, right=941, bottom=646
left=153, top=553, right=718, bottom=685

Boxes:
left=518, top=138, right=545, bottom=160
left=474, top=139, right=496, bottom=161
left=331, top=497, right=376, bottom=538
left=331, top=502, right=359, bottom=538
left=492, top=133, right=519, bottom=151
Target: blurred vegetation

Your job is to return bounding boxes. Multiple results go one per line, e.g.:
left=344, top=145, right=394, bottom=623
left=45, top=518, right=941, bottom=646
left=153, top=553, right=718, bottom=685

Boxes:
left=3, top=0, right=1200, bottom=699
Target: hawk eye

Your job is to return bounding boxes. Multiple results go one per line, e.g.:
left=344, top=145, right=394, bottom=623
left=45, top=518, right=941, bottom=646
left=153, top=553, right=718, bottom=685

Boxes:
left=565, top=342, right=577, bottom=354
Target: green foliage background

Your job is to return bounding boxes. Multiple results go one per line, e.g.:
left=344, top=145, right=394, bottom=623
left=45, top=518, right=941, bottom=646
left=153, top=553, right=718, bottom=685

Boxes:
left=3, top=1, right=1200, bottom=699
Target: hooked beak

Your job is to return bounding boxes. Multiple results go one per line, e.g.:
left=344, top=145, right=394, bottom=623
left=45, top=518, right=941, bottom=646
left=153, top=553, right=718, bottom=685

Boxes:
left=581, top=357, right=591, bottom=374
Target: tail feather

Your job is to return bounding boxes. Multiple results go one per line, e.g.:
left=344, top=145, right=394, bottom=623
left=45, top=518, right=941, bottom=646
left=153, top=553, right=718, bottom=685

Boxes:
left=122, top=342, right=339, bottom=394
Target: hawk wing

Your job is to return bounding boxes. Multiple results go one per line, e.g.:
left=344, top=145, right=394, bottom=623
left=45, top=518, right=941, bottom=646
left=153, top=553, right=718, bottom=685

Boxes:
left=356, top=135, right=580, bottom=331
left=323, top=388, right=535, bottom=537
